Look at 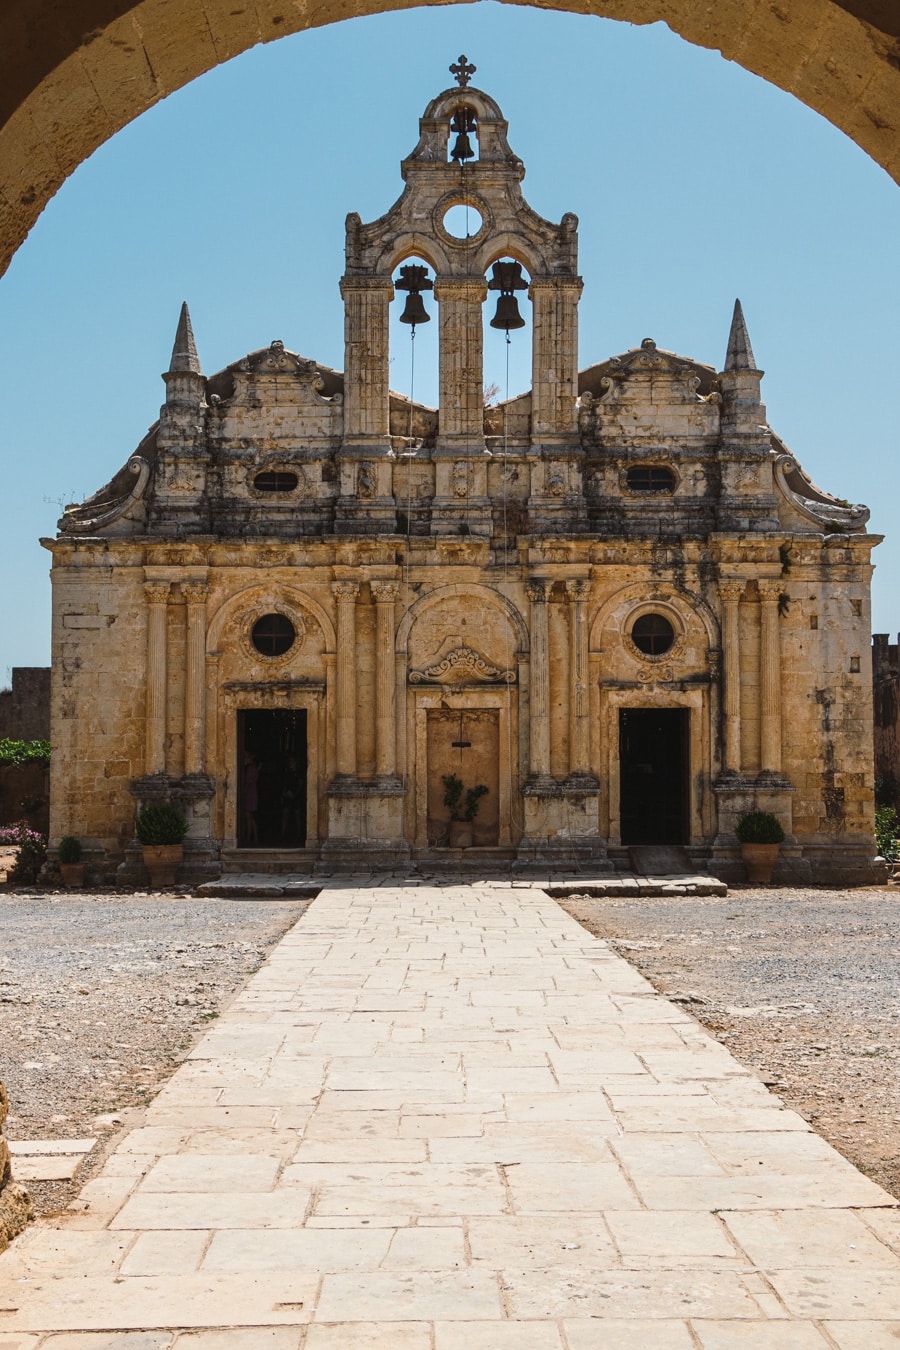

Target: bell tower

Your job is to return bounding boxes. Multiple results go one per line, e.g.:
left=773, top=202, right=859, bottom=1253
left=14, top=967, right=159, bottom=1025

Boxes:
left=337, top=58, right=585, bottom=536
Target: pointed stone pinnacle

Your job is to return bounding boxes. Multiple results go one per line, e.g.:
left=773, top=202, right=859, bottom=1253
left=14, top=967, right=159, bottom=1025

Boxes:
left=725, top=298, right=756, bottom=372
left=169, top=301, right=201, bottom=374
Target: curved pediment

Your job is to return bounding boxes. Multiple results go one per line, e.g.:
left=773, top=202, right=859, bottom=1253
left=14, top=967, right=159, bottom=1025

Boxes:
left=409, top=645, right=516, bottom=685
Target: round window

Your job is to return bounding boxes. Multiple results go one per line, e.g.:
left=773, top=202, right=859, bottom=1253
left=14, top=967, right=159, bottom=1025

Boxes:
left=251, top=613, right=295, bottom=657
left=631, top=613, right=675, bottom=656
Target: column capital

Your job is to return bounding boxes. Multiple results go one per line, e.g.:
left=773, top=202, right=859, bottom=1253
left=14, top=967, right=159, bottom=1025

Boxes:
left=526, top=579, right=551, bottom=604
left=339, top=274, right=395, bottom=296
left=564, top=578, right=590, bottom=602
left=182, top=581, right=209, bottom=604
left=719, top=579, right=745, bottom=602
left=332, top=580, right=360, bottom=602
left=757, top=579, right=782, bottom=604
left=144, top=580, right=171, bottom=605
left=433, top=277, right=488, bottom=301
left=371, top=580, right=401, bottom=603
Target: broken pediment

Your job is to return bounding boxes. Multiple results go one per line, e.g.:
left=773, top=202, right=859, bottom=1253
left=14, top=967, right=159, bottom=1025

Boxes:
left=409, top=645, right=516, bottom=685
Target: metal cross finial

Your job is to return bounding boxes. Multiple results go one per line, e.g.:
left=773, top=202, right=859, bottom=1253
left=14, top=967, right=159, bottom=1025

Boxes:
left=450, top=54, right=476, bottom=87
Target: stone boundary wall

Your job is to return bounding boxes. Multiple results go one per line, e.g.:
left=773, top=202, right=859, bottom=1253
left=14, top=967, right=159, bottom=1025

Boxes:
left=873, top=634, right=900, bottom=796
left=0, top=1081, right=32, bottom=1251
left=0, top=668, right=50, bottom=742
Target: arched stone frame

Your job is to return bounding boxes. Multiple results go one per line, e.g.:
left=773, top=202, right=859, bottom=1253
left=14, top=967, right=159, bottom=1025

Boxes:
left=396, top=581, right=529, bottom=847
left=3, top=2, right=897, bottom=284
left=204, top=582, right=336, bottom=849
left=588, top=582, right=720, bottom=845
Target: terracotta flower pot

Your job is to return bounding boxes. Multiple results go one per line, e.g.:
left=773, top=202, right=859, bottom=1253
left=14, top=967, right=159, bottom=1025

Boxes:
left=142, top=843, right=183, bottom=888
left=741, top=841, right=779, bottom=885
left=59, top=861, right=86, bottom=888
left=448, top=821, right=473, bottom=849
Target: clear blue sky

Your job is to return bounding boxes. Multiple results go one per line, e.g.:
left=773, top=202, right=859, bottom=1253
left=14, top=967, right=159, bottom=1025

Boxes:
left=1, top=3, right=899, bottom=680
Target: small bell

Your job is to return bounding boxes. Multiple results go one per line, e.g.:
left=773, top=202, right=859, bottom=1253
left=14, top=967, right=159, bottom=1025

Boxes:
left=399, top=293, right=430, bottom=326
left=450, top=107, right=477, bottom=163
left=490, top=295, right=525, bottom=331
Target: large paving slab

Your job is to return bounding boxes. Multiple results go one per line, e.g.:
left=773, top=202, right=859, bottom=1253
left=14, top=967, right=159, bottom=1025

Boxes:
left=0, top=884, right=898, bottom=1347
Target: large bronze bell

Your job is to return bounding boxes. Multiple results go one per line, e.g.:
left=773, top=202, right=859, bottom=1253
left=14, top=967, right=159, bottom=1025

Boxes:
left=399, top=293, right=430, bottom=326
left=490, top=294, right=525, bottom=331
left=395, top=263, right=433, bottom=328
left=488, top=260, right=528, bottom=332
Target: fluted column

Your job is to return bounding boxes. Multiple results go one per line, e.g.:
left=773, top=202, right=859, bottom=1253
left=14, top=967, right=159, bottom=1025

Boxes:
left=758, top=579, right=783, bottom=773
left=565, top=579, right=590, bottom=776
left=433, top=277, right=488, bottom=445
left=530, top=277, right=582, bottom=439
left=332, top=581, right=360, bottom=778
left=526, top=580, right=552, bottom=779
left=371, top=581, right=400, bottom=779
left=182, top=581, right=208, bottom=776
left=720, top=580, right=744, bottom=773
left=144, top=581, right=171, bottom=776
left=339, top=276, right=393, bottom=443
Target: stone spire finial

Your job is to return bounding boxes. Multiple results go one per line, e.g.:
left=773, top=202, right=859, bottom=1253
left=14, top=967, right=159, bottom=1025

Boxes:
left=724, top=298, right=756, bottom=372
left=169, top=301, right=201, bottom=375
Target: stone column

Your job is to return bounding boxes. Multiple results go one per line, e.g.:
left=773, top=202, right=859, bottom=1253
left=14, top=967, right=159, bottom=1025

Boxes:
left=182, top=581, right=208, bottom=776
left=530, top=277, right=582, bottom=438
left=332, top=581, right=360, bottom=778
left=526, top=580, right=552, bottom=780
left=340, top=276, right=393, bottom=443
left=565, top=579, right=590, bottom=776
left=371, top=581, right=400, bottom=780
left=758, top=579, right=783, bottom=773
left=720, top=580, right=744, bottom=773
left=144, top=581, right=171, bottom=776
left=433, top=277, right=488, bottom=445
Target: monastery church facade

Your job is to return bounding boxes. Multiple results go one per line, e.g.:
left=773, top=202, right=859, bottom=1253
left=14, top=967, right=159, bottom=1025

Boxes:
left=46, top=66, right=882, bottom=884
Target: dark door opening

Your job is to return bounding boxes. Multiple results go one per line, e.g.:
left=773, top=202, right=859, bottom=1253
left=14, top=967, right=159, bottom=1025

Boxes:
left=619, top=707, right=689, bottom=845
left=238, top=709, right=307, bottom=848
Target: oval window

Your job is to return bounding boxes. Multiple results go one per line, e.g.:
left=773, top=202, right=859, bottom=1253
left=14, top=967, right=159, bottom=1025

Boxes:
left=254, top=471, right=299, bottom=493
left=626, top=465, right=676, bottom=493
left=631, top=613, right=675, bottom=656
left=251, top=613, right=295, bottom=657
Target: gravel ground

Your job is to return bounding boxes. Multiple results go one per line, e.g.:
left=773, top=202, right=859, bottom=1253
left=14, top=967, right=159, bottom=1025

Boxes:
left=558, top=885, right=900, bottom=1201
left=0, top=887, right=308, bottom=1217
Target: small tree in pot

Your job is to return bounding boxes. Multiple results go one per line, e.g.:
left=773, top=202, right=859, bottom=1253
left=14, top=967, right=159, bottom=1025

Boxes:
left=735, top=810, right=784, bottom=885
left=136, top=803, right=187, bottom=888
left=58, top=835, right=85, bottom=888
left=442, top=774, right=489, bottom=849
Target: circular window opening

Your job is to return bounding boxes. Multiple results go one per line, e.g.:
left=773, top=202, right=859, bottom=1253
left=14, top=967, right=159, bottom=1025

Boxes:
left=626, top=465, right=676, bottom=493
left=631, top=613, right=675, bottom=656
left=254, top=470, right=299, bottom=493
left=251, top=613, right=295, bottom=657
left=442, top=203, right=483, bottom=239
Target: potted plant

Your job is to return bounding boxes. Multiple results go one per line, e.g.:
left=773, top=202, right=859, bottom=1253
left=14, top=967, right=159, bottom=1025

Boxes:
left=735, top=809, right=785, bottom=885
left=442, top=774, right=489, bottom=849
left=136, top=802, right=187, bottom=888
left=58, top=835, right=85, bottom=888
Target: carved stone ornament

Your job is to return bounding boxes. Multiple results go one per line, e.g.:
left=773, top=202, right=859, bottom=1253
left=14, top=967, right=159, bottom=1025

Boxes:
left=637, top=665, right=674, bottom=683
left=546, top=466, right=566, bottom=497
left=239, top=605, right=306, bottom=665
left=357, top=462, right=377, bottom=499
left=452, top=461, right=469, bottom=498
left=409, top=645, right=516, bottom=685
left=59, top=456, right=151, bottom=535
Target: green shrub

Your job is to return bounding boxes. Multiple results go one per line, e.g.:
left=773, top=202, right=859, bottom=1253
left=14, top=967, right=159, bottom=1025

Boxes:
left=0, top=738, right=51, bottom=766
left=874, top=803, right=898, bottom=859
left=58, top=835, right=82, bottom=863
left=136, top=802, right=188, bottom=845
left=735, top=810, right=785, bottom=845
left=442, top=775, right=489, bottom=822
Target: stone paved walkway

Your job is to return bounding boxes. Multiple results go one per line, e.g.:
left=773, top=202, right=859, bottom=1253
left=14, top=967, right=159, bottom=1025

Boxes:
left=1, top=884, right=899, bottom=1348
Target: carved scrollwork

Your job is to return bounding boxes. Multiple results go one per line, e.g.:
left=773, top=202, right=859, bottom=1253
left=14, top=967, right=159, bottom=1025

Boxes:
left=409, top=645, right=516, bottom=685
left=59, top=456, right=151, bottom=535
left=773, top=453, right=869, bottom=530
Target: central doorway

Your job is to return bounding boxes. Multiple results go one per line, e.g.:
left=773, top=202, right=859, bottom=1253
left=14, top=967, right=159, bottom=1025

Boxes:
left=238, top=709, right=308, bottom=848
left=426, top=708, right=500, bottom=847
left=619, top=707, right=689, bottom=845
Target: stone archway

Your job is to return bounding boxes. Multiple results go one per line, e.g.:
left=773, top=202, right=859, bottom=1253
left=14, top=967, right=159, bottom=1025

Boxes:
left=1, top=0, right=899, bottom=279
